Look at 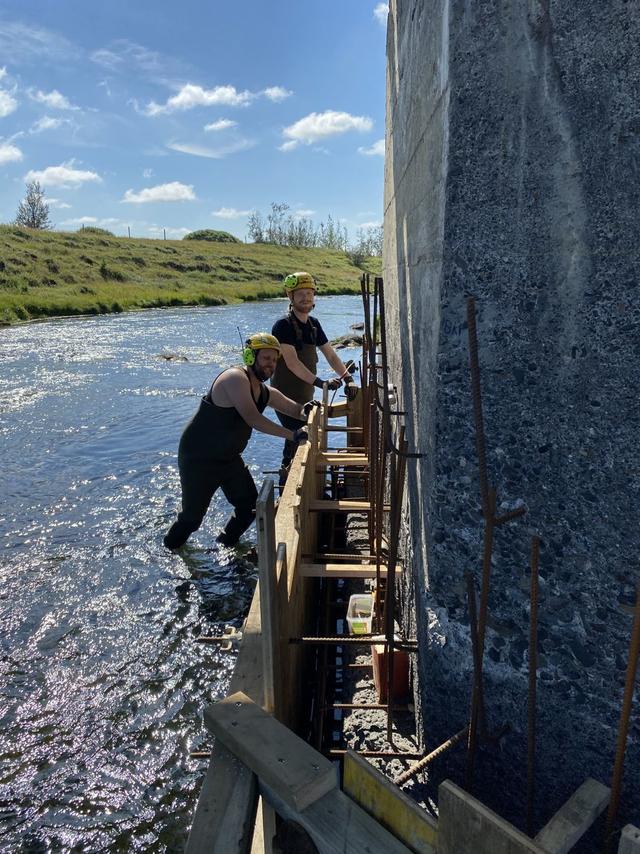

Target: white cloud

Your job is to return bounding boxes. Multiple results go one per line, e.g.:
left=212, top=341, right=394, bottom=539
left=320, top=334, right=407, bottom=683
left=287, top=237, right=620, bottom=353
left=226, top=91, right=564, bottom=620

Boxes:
left=204, top=118, right=238, bottom=132
left=359, top=220, right=382, bottom=229
left=61, top=216, right=98, bottom=225
left=0, top=21, right=79, bottom=65
left=29, top=88, right=79, bottom=111
left=294, top=209, right=315, bottom=219
left=122, top=181, right=196, bottom=204
left=0, top=89, right=18, bottom=118
left=147, top=225, right=191, bottom=237
left=167, top=139, right=254, bottom=159
left=142, top=168, right=153, bottom=178
left=374, top=3, right=389, bottom=25
left=30, top=116, right=65, bottom=133
left=211, top=207, right=252, bottom=219
left=47, top=198, right=72, bottom=209
left=90, top=39, right=189, bottom=81
left=0, top=142, right=22, bottom=164
left=25, top=161, right=102, bottom=188
left=146, top=83, right=253, bottom=116
left=358, top=138, right=385, bottom=156
left=282, top=110, right=373, bottom=149
left=0, top=67, right=6, bottom=81
left=263, top=86, right=292, bottom=102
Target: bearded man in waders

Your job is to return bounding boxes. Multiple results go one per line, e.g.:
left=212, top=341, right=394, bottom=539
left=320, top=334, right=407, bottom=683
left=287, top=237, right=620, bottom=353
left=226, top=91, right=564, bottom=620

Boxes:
left=271, top=272, right=357, bottom=477
left=164, top=333, right=311, bottom=550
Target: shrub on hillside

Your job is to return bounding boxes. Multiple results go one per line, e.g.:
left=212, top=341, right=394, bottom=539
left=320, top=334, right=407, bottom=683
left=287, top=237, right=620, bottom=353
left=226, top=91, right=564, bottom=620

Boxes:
left=80, top=227, right=115, bottom=237
left=183, top=229, right=240, bottom=244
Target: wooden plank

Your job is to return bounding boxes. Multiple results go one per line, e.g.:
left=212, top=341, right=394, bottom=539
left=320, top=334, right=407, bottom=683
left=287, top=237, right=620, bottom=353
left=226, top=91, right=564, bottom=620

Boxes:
left=438, top=781, right=547, bottom=854
left=619, top=825, right=640, bottom=853
left=343, top=750, right=437, bottom=853
left=260, top=781, right=413, bottom=854
left=186, top=742, right=258, bottom=854
left=308, top=499, right=390, bottom=512
left=256, top=480, right=281, bottom=719
left=535, top=778, right=610, bottom=854
left=204, top=691, right=337, bottom=812
left=300, top=562, right=389, bottom=578
left=318, top=452, right=368, bottom=466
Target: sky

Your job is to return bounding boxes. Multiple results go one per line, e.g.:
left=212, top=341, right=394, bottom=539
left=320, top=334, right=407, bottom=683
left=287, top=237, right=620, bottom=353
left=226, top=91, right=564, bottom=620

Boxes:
left=0, top=1, right=388, bottom=241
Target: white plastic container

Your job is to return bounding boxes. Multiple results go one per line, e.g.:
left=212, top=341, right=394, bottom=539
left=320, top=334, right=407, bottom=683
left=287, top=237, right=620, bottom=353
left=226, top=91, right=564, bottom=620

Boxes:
left=346, top=594, right=373, bottom=635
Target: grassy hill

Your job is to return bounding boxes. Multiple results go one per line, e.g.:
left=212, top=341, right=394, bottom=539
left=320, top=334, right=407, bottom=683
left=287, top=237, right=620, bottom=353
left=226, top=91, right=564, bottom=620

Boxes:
left=0, top=225, right=381, bottom=324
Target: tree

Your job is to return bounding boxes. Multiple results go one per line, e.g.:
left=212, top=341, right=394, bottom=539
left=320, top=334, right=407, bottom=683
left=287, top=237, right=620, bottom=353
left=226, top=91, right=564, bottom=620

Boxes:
left=15, top=181, right=52, bottom=230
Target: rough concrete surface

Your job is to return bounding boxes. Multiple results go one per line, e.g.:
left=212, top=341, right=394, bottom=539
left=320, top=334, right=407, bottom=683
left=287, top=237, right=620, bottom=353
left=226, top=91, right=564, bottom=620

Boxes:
left=383, top=1, right=640, bottom=850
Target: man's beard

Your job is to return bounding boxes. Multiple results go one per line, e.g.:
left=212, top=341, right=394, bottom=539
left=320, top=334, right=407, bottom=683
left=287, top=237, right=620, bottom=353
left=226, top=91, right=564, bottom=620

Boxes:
left=251, top=364, right=270, bottom=382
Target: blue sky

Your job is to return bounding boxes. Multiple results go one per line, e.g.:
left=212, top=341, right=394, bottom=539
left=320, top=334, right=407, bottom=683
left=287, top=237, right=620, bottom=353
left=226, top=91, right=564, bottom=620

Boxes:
left=0, top=2, right=388, bottom=241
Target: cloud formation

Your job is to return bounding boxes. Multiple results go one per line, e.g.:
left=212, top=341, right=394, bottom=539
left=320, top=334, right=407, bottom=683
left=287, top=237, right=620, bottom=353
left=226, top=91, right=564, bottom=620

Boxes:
left=0, top=141, right=23, bottom=164
left=211, top=207, right=252, bottom=219
left=167, top=139, right=254, bottom=159
left=204, top=118, right=238, bottom=132
left=281, top=110, right=373, bottom=150
left=25, top=161, right=102, bottom=188
left=30, top=116, right=66, bottom=133
left=373, top=3, right=389, bottom=25
left=122, top=181, right=196, bottom=203
left=0, top=20, right=79, bottom=65
left=0, top=88, right=18, bottom=117
left=263, top=86, right=292, bottom=102
left=146, top=84, right=253, bottom=116
left=358, top=138, right=385, bottom=156
left=29, top=88, right=79, bottom=110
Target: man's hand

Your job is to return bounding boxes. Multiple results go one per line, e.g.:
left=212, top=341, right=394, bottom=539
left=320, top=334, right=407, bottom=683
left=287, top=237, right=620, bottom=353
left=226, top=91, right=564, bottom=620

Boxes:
left=313, top=376, right=342, bottom=390
left=292, top=427, right=309, bottom=445
left=344, top=376, right=358, bottom=401
left=302, top=400, right=321, bottom=418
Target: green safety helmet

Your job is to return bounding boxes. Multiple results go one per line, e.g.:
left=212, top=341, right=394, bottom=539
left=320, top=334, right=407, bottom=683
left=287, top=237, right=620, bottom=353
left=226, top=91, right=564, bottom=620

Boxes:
left=283, top=271, right=317, bottom=294
left=242, top=332, right=282, bottom=366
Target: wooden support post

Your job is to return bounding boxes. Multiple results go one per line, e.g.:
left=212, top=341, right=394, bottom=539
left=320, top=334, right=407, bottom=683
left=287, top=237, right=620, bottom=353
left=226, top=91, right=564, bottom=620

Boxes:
left=256, top=479, right=281, bottom=719
left=205, top=692, right=337, bottom=813
left=438, top=781, right=546, bottom=854
left=343, top=750, right=437, bottom=854
left=534, top=778, right=609, bottom=854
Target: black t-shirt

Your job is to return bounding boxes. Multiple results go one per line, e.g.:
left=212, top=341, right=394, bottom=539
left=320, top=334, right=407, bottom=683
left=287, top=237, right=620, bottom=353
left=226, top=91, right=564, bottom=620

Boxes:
left=272, top=313, right=328, bottom=351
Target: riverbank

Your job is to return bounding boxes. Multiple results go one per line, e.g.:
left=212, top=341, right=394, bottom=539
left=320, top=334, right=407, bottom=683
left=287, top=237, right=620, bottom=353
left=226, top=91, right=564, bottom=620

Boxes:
left=0, top=225, right=380, bottom=324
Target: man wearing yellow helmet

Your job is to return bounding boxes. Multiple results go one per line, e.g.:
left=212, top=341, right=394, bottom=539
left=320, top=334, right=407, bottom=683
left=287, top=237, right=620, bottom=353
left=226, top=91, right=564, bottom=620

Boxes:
left=271, top=271, right=357, bottom=473
left=164, top=333, right=312, bottom=550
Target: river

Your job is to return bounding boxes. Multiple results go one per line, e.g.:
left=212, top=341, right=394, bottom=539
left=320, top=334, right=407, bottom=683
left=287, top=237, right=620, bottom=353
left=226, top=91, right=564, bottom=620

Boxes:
left=0, top=296, right=362, bottom=852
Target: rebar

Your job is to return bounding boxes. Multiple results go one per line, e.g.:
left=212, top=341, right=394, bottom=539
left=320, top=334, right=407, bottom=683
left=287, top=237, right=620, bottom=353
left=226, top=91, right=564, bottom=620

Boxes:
left=466, top=296, right=490, bottom=518
left=604, top=583, right=640, bottom=854
left=329, top=749, right=424, bottom=760
left=395, top=727, right=469, bottom=787
left=527, top=536, right=540, bottom=837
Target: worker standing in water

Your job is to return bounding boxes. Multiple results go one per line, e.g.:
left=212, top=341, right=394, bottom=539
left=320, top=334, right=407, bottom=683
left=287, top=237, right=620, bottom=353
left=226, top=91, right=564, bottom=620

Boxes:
left=164, top=333, right=312, bottom=550
left=270, top=271, right=357, bottom=476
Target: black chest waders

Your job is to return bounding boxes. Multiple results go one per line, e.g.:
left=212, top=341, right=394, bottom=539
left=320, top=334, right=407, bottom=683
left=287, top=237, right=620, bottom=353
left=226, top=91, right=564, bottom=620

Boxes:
left=163, top=371, right=269, bottom=549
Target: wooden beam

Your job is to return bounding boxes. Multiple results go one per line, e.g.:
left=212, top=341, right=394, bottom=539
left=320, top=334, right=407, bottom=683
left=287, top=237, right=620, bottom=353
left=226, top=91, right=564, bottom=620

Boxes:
left=535, top=778, right=610, bottom=854
left=308, top=499, right=390, bottom=512
left=204, top=692, right=337, bottom=813
left=343, top=750, right=437, bottom=854
left=260, top=781, right=413, bottom=854
left=300, top=562, right=389, bottom=578
left=256, top=480, right=281, bottom=720
left=619, top=825, right=640, bottom=853
left=318, top=452, right=368, bottom=466
left=325, top=425, right=363, bottom=432
left=438, top=781, right=546, bottom=854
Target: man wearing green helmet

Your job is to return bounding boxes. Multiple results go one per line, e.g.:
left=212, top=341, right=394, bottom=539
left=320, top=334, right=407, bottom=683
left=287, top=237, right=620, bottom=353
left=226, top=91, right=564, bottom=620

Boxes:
left=270, top=271, right=357, bottom=475
left=163, top=333, right=312, bottom=550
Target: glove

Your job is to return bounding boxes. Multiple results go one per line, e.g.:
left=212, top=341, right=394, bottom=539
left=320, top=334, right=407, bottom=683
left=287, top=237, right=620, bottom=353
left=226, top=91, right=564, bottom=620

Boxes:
left=302, top=400, right=321, bottom=417
left=344, top=378, right=358, bottom=401
left=292, top=427, right=309, bottom=445
left=344, top=360, right=357, bottom=376
left=313, top=376, right=342, bottom=390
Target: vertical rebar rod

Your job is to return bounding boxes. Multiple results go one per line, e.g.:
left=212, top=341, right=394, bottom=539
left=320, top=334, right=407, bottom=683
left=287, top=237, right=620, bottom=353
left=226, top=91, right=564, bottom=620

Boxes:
left=527, top=536, right=540, bottom=837
left=604, top=583, right=640, bottom=854
left=466, top=296, right=490, bottom=519
left=386, top=432, right=407, bottom=744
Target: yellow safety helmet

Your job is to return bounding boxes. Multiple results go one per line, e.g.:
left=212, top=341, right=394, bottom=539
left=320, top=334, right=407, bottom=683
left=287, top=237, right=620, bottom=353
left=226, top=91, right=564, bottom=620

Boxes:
left=242, top=332, right=282, bottom=366
left=283, top=271, right=317, bottom=294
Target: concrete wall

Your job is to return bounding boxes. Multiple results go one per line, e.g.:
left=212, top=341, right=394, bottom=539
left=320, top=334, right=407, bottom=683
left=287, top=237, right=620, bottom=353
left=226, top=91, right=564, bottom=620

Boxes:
left=384, top=0, right=640, bottom=841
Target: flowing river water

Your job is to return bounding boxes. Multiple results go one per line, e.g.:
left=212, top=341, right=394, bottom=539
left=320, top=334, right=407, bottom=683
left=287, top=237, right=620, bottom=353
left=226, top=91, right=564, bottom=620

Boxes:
left=0, top=296, right=362, bottom=852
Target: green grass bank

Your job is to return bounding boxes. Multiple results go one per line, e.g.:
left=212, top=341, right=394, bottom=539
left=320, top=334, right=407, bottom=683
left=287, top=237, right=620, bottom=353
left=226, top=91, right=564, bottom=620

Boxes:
left=0, top=226, right=381, bottom=324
